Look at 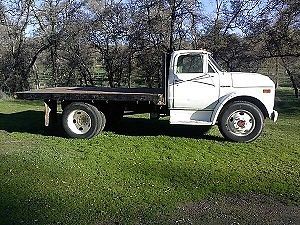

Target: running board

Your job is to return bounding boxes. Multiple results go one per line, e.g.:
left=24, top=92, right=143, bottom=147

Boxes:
left=170, top=120, right=213, bottom=126
left=170, top=109, right=214, bottom=126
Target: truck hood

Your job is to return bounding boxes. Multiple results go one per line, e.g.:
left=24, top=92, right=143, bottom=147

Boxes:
left=230, top=72, right=275, bottom=88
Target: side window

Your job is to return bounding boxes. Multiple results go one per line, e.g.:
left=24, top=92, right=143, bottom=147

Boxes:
left=177, top=55, right=203, bottom=73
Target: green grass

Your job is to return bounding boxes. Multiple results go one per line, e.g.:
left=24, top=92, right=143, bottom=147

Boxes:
left=0, top=89, right=299, bottom=225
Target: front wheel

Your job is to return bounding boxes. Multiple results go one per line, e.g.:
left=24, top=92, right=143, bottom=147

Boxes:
left=218, top=101, right=264, bottom=142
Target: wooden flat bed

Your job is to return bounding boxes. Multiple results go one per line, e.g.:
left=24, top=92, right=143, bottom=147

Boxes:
left=16, top=87, right=166, bottom=105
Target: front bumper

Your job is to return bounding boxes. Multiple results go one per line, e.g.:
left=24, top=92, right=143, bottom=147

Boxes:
left=271, top=110, right=279, bottom=122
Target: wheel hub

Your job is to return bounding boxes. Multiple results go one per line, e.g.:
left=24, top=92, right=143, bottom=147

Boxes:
left=227, top=110, right=255, bottom=136
left=67, top=110, right=91, bottom=134
left=237, top=120, right=246, bottom=128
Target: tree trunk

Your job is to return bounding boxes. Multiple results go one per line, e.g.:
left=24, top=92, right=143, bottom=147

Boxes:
left=127, top=56, right=132, bottom=88
left=289, top=73, right=299, bottom=98
left=169, top=2, right=176, bottom=52
left=281, top=57, right=299, bottom=98
left=50, top=44, right=58, bottom=87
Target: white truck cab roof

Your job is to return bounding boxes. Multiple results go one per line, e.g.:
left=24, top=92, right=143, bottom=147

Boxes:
left=173, top=49, right=212, bottom=55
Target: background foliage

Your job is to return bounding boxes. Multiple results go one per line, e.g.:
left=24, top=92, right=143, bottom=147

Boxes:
left=0, top=0, right=299, bottom=96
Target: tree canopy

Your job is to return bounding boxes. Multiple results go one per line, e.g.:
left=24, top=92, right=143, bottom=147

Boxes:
left=0, top=0, right=299, bottom=97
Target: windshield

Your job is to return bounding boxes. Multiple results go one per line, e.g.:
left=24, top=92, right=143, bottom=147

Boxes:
left=209, top=55, right=226, bottom=72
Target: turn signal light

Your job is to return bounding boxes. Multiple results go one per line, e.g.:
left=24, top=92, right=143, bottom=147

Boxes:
left=263, top=89, right=271, bottom=93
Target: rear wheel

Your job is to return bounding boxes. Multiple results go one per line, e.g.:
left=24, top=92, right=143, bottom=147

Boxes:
left=62, top=102, right=106, bottom=139
left=218, top=101, right=264, bottom=142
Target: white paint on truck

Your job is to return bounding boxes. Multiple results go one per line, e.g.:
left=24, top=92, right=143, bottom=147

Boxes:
left=168, top=50, right=278, bottom=128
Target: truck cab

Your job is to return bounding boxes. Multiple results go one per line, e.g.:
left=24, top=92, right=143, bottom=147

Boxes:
left=167, top=50, right=278, bottom=142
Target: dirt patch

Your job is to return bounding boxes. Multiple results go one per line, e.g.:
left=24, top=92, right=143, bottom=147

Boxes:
left=171, top=194, right=300, bottom=225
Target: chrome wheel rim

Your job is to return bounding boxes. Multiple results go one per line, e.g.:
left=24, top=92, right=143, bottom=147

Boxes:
left=226, top=110, right=255, bottom=136
left=67, top=110, right=91, bottom=135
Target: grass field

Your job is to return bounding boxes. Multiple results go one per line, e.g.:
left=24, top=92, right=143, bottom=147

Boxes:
left=0, top=88, right=299, bottom=225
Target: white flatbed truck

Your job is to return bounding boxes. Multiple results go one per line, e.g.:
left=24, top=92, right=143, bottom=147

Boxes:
left=16, top=50, right=278, bottom=142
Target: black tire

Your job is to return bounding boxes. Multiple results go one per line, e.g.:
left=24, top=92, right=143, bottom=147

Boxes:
left=62, top=102, right=106, bottom=139
left=98, top=109, right=107, bottom=131
left=218, top=101, right=264, bottom=142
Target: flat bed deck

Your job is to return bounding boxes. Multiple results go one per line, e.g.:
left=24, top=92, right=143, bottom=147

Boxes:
left=16, top=87, right=165, bottom=105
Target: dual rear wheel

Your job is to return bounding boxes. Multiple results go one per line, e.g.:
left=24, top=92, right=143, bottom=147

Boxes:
left=62, top=102, right=106, bottom=139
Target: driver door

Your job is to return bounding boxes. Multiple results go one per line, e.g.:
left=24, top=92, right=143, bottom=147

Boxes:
left=172, top=53, right=219, bottom=110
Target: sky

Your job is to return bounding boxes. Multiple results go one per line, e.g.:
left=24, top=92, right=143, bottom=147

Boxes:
left=202, top=0, right=217, bottom=14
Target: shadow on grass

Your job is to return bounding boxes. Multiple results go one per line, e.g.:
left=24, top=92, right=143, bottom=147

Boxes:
left=0, top=190, right=57, bottom=225
left=0, top=111, right=223, bottom=141
left=275, top=99, right=300, bottom=115
left=275, top=89, right=300, bottom=115
left=111, top=117, right=223, bottom=141
left=0, top=184, right=112, bottom=225
left=0, top=111, right=66, bottom=137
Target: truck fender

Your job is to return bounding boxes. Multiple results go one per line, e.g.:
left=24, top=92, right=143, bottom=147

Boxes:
left=211, top=93, right=238, bottom=125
